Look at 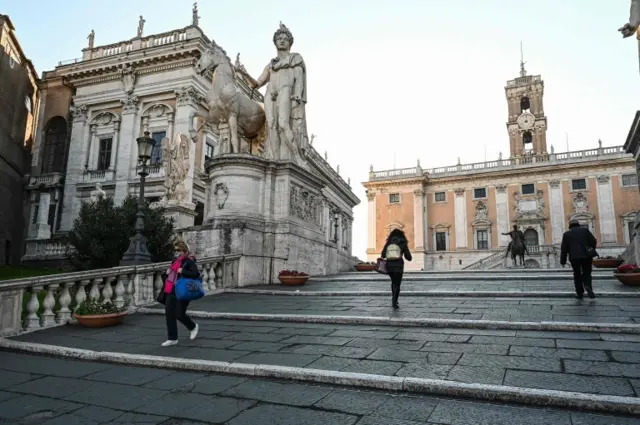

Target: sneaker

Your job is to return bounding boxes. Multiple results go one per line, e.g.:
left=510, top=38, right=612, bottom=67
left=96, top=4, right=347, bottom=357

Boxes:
left=161, top=340, right=178, bottom=347
left=587, top=291, right=596, bottom=299
left=190, top=323, right=199, bottom=340
left=575, top=293, right=584, bottom=300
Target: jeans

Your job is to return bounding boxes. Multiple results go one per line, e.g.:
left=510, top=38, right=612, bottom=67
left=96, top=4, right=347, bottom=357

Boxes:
left=570, top=258, right=594, bottom=296
left=165, top=291, right=196, bottom=340
left=389, top=270, right=403, bottom=306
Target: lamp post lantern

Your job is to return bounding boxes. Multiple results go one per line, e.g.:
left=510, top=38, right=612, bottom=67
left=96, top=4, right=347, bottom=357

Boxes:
left=120, top=131, right=155, bottom=266
left=333, top=210, right=340, bottom=244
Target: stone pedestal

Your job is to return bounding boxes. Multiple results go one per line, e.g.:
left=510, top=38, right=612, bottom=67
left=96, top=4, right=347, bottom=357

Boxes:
left=151, top=200, right=197, bottom=229
left=35, top=192, right=51, bottom=240
left=181, top=154, right=357, bottom=285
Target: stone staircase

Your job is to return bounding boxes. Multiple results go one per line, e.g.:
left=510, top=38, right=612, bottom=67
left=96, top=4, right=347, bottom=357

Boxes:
left=463, top=250, right=505, bottom=270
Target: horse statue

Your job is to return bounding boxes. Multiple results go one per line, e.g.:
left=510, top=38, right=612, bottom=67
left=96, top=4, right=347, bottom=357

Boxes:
left=510, top=237, right=526, bottom=267
left=192, top=41, right=266, bottom=155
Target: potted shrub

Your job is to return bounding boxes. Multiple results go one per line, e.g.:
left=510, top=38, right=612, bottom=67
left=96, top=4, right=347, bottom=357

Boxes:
left=593, top=256, right=623, bottom=268
left=278, top=270, right=309, bottom=286
left=355, top=262, right=377, bottom=272
left=614, top=264, right=640, bottom=286
left=73, top=299, right=128, bottom=328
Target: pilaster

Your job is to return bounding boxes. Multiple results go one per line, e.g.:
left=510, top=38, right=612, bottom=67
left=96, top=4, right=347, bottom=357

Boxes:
left=596, top=175, right=617, bottom=245
left=548, top=179, right=565, bottom=245
left=413, top=188, right=425, bottom=250
left=114, top=96, right=140, bottom=205
left=454, top=188, right=467, bottom=249
left=59, top=104, right=89, bottom=232
left=34, top=192, right=51, bottom=239
left=31, top=90, right=47, bottom=174
left=495, top=184, right=509, bottom=246
left=366, top=191, right=376, bottom=253
left=173, top=87, right=201, bottom=203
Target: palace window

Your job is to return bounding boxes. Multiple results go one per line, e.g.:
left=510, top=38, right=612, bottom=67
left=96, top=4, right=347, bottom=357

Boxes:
left=521, top=183, right=535, bottom=195
left=388, top=193, right=400, bottom=204
left=97, top=138, right=112, bottom=170
left=41, top=117, right=68, bottom=174
left=571, top=178, right=587, bottom=191
left=434, top=192, right=446, bottom=203
left=435, top=232, right=447, bottom=251
left=473, top=188, right=487, bottom=199
left=476, top=230, right=488, bottom=250
left=622, top=174, right=638, bottom=188
left=205, top=138, right=215, bottom=161
left=150, top=131, right=166, bottom=165
left=524, top=229, right=539, bottom=247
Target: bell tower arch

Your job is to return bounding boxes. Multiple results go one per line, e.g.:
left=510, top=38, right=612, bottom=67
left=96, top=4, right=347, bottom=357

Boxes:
left=505, top=45, right=548, bottom=158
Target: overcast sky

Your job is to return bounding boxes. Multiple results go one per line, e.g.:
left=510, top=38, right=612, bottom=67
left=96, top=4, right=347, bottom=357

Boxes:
left=6, top=0, right=639, bottom=258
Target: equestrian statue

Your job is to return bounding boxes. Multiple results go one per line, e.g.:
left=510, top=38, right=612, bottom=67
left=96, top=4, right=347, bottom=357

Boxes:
left=502, top=224, right=528, bottom=267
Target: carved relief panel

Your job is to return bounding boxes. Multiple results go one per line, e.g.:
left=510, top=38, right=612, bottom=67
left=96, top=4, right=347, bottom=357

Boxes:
left=289, top=184, right=322, bottom=227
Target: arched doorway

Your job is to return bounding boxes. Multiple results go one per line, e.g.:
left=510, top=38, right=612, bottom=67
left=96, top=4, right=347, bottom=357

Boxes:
left=523, top=229, right=539, bottom=247
left=41, top=117, right=68, bottom=174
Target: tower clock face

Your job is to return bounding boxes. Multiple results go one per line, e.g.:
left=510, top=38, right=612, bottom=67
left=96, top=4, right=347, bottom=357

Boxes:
left=517, top=112, right=535, bottom=130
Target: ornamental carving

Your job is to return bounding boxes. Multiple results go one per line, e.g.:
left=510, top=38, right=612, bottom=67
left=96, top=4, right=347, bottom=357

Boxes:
left=475, top=201, right=488, bottom=220
left=572, top=192, right=588, bottom=214
left=597, top=175, right=610, bottom=184
left=454, top=188, right=465, bottom=197
left=549, top=179, right=560, bottom=188
left=214, top=183, right=229, bottom=209
left=495, top=184, right=507, bottom=193
left=175, top=87, right=203, bottom=106
left=120, top=95, right=140, bottom=114
left=290, top=185, right=321, bottom=225
left=70, top=104, right=88, bottom=122
left=120, top=64, right=136, bottom=94
left=413, top=188, right=424, bottom=197
left=366, top=191, right=376, bottom=201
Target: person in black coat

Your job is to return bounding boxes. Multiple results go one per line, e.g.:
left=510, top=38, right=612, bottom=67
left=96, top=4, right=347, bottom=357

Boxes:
left=560, top=219, right=598, bottom=299
left=161, top=240, right=201, bottom=346
left=381, top=229, right=412, bottom=309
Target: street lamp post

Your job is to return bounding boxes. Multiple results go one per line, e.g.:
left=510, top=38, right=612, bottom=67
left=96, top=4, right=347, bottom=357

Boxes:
left=120, top=131, right=156, bottom=266
left=333, top=211, right=340, bottom=244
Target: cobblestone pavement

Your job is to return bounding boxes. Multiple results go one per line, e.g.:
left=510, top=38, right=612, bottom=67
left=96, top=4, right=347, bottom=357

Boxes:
left=12, top=314, right=640, bottom=398
left=248, top=277, right=637, bottom=293
left=151, top=293, right=640, bottom=324
left=0, top=352, right=637, bottom=425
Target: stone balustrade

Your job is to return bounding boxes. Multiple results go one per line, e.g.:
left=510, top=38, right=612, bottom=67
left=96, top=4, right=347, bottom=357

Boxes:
left=369, top=146, right=629, bottom=181
left=0, top=254, right=240, bottom=336
left=23, top=239, right=68, bottom=260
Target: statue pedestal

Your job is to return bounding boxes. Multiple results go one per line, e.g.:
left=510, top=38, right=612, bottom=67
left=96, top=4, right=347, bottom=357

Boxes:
left=180, top=154, right=357, bottom=285
left=151, top=200, right=197, bottom=230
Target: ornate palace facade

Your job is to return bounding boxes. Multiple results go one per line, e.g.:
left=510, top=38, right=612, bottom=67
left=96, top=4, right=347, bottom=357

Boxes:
left=364, top=66, right=640, bottom=270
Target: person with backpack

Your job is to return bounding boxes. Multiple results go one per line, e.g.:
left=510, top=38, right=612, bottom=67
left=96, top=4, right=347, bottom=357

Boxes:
left=560, top=219, right=598, bottom=299
left=381, top=229, right=412, bottom=309
left=160, top=240, right=200, bottom=346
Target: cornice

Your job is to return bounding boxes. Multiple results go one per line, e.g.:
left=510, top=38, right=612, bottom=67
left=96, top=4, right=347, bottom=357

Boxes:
left=362, top=176, right=426, bottom=189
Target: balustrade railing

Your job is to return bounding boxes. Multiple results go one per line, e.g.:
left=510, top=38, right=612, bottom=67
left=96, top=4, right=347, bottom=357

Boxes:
left=0, top=254, right=241, bottom=336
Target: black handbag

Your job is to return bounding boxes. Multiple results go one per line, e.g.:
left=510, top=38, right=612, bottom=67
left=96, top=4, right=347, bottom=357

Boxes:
left=156, top=272, right=169, bottom=305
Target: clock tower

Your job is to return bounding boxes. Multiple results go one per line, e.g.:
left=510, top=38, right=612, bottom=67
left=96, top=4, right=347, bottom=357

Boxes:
left=505, top=54, right=548, bottom=158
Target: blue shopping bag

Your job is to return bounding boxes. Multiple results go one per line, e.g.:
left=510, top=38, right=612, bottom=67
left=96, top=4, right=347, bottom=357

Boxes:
left=175, top=276, right=205, bottom=301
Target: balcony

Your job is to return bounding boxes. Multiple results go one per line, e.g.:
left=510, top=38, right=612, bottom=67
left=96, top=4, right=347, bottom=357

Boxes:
left=81, top=169, right=115, bottom=183
left=27, top=173, right=65, bottom=190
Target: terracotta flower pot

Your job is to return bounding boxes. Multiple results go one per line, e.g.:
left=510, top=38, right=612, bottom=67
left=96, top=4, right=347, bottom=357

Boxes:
left=614, top=273, right=640, bottom=286
left=73, top=312, right=127, bottom=328
left=355, top=264, right=376, bottom=272
left=593, top=258, right=623, bottom=268
left=278, top=276, right=309, bottom=286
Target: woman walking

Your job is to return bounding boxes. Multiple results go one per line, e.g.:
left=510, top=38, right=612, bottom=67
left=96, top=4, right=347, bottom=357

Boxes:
left=381, top=229, right=412, bottom=309
left=162, top=240, right=200, bottom=346
left=560, top=219, right=598, bottom=299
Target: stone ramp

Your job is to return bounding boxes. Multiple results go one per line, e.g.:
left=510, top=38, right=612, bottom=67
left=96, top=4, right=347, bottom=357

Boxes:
left=146, top=293, right=640, bottom=324
left=1, top=352, right=637, bottom=425
left=6, top=314, right=640, bottom=414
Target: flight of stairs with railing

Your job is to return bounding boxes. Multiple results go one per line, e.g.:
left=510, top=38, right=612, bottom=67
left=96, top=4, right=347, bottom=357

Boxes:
left=463, top=250, right=507, bottom=270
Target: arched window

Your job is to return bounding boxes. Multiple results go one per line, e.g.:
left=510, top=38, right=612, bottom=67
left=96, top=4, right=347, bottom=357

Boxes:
left=520, top=96, right=530, bottom=112
left=524, top=229, right=539, bottom=247
left=41, top=117, right=67, bottom=174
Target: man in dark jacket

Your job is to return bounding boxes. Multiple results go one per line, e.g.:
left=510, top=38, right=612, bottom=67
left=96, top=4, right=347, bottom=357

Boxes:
left=560, top=219, right=598, bottom=299
left=381, top=229, right=412, bottom=309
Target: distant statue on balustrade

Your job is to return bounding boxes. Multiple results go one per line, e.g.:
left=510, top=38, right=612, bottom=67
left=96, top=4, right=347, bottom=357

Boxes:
left=619, top=0, right=640, bottom=37
left=192, top=2, right=200, bottom=26
left=161, top=133, right=191, bottom=203
left=87, top=30, right=95, bottom=49
left=137, top=15, right=145, bottom=38
left=193, top=42, right=266, bottom=155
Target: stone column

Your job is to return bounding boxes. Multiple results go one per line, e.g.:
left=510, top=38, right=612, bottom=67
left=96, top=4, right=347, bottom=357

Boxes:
left=366, top=191, right=376, bottom=253
left=59, top=104, right=89, bottom=232
left=87, top=124, right=98, bottom=170
left=173, top=87, right=201, bottom=203
left=413, top=188, right=425, bottom=251
left=31, top=89, right=47, bottom=175
left=548, top=180, right=565, bottom=245
left=495, top=184, right=510, bottom=246
left=596, top=175, right=617, bottom=245
left=109, top=120, right=121, bottom=171
left=34, top=192, right=51, bottom=239
left=113, top=96, right=140, bottom=205
left=454, top=188, right=467, bottom=249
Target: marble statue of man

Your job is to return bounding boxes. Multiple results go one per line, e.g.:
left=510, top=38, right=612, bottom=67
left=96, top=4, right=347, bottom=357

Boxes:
left=87, top=30, right=95, bottom=49
left=237, top=22, right=308, bottom=164
left=162, top=133, right=190, bottom=203
left=121, top=64, right=136, bottom=94
left=137, top=16, right=145, bottom=38
left=192, top=2, right=200, bottom=26
left=90, top=183, right=106, bottom=202
left=620, top=0, right=640, bottom=37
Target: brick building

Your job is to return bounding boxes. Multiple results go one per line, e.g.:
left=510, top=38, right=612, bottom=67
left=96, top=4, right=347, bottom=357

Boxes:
left=0, top=15, right=39, bottom=265
left=364, top=63, right=639, bottom=270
